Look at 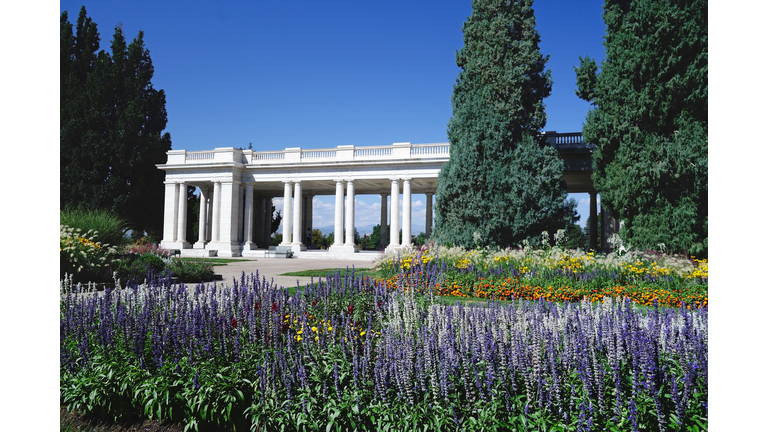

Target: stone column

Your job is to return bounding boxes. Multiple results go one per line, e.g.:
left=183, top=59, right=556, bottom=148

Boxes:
left=194, top=186, right=209, bottom=248
left=425, top=192, right=433, bottom=238
left=402, top=179, right=412, bottom=247
left=211, top=182, right=221, bottom=242
left=236, top=183, right=244, bottom=243
left=333, top=180, right=344, bottom=246
left=589, top=190, right=598, bottom=251
left=292, top=181, right=305, bottom=251
left=281, top=181, right=293, bottom=245
left=244, top=183, right=254, bottom=250
left=208, top=181, right=241, bottom=257
left=207, top=189, right=214, bottom=243
left=160, top=181, right=178, bottom=249
left=380, top=193, right=388, bottom=247
left=176, top=182, right=189, bottom=247
left=345, top=180, right=355, bottom=246
left=388, top=179, right=400, bottom=250
left=303, top=194, right=314, bottom=247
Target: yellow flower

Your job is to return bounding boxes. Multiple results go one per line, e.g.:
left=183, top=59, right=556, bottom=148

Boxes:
left=296, top=335, right=302, bottom=342
left=311, top=326, right=318, bottom=333
left=328, top=326, right=333, bottom=331
left=360, top=331, right=366, bottom=337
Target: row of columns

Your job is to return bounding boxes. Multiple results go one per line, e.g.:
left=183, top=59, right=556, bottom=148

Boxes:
left=274, top=178, right=435, bottom=253
left=162, top=180, right=278, bottom=256
left=162, top=178, right=436, bottom=256
left=278, top=181, right=315, bottom=250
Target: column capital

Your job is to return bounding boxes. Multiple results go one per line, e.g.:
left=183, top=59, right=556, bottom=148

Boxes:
left=389, top=177, right=400, bottom=183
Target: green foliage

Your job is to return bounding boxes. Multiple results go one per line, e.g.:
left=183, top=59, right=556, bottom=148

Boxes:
left=271, top=207, right=282, bottom=236
left=574, top=0, right=707, bottom=257
left=114, top=253, right=167, bottom=283
left=166, top=258, right=215, bottom=283
left=60, top=207, right=129, bottom=248
left=435, top=0, right=569, bottom=249
left=311, top=228, right=324, bottom=248
left=60, top=225, right=116, bottom=283
left=60, top=6, right=171, bottom=238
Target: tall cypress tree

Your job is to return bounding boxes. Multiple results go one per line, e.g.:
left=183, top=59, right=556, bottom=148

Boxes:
left=61, top=7, right=172, bottom=238
left=434, top=0, right=570, bottom=249
left=575, top=0, right=707, bottom=256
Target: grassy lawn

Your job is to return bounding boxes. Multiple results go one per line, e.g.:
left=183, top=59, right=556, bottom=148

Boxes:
left=279, top=267, right=371, bottom=277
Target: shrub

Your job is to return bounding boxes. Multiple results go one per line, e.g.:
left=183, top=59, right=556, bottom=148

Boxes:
left=60, top=225, right=116, bottom=283
left=166, top=259, right=214, bottom=283
left=60, top=207, right=129, bottom=247
left=122, top=238, right=172, bottom=257
left=114, top=253, right=167, bottom=284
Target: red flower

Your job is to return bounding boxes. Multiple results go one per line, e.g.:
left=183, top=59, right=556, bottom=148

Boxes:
left=232, top=318, right=238, bottom=328
left=272, top=302, right=279, bottom=313
left=347, top=304, right=354, bottom=315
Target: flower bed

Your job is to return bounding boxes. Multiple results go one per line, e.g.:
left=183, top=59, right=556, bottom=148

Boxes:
left=60, top=266, right=707, bottom=431
left=375, top=245, right=708, bottom=309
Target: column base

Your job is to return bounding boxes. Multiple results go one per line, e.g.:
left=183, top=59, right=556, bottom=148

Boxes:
left=181, top=248, right=217, bottom=258
left=291, top=243, right=307, bottom=253
left=243, top=242, right=257, bottom=251
left=329, top=244, right=359, bottom=253
left=160, top=241, right=191, bottom=251
left=205, top=242, right=241, bottom=257
left=193, top=242, right=207, bottom=249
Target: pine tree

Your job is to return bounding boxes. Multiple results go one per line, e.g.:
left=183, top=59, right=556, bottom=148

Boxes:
left=61, top=7, right=172, bottom=238
left=434, top=0, right=569, bottom=249
left=575, top=0, right=707, bottom=256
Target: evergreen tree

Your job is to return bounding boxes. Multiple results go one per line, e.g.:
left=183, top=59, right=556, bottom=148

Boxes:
left=61, top=7, right=172, bottom=238
left=434, top=0, right=569, bottom=249
left=575, top=0, right=707, bottom=256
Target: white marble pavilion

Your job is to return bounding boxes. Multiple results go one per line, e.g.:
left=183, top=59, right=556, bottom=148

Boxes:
left=157, top=132, right=610, bottom=259
left=157, top=142, right=448, bottom=258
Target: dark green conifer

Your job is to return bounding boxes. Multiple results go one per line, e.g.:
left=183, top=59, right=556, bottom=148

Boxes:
left=61, top=7, right=172, bottom=238
left=434, top=0, right=570, bottom=248
left=575, top=0, right=707, bottom=256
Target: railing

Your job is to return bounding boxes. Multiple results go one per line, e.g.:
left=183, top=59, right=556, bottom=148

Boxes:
left=252, top=152, right=285, bottom=161
left=174, top=133, right=587, bottom=166
left=302, top=150, right=337, bottom=160
left=245, top=143, right=451, bottom=165
left=354, top=147, right=392, bottom=158
left=544, top=132, right=585, bottom=147
left=186, top=151, right=214, bottom=161
left=411, top=144, right=449, bottom=156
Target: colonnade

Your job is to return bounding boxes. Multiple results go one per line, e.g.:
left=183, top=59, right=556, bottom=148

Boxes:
left=161, top=177, right=435, bottom=257
left=162, top=180, right=278, bottom=256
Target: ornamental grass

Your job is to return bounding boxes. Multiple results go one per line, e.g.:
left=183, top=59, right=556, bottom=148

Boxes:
left=61, top=265, right=707, bottom=431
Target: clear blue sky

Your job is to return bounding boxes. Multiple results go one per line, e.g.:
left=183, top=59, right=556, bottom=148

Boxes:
left=59, top=0, right=608, bottom=229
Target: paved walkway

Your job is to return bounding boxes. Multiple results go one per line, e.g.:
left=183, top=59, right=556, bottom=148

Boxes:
left=211, top=256, right=381, bottom=289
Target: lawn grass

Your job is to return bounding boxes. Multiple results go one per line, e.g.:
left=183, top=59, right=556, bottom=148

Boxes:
left=279, top=267, right=371, bottom=277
